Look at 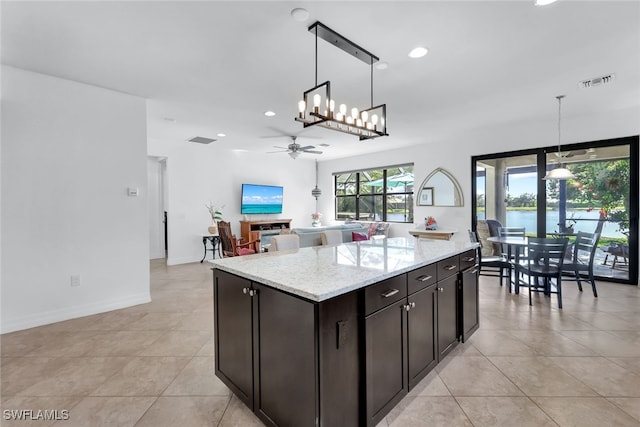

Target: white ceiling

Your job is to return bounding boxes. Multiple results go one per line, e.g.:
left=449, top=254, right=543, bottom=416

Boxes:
left=2, top=1, right=639, bottom=160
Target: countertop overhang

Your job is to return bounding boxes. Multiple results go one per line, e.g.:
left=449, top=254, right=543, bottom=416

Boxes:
left=210, top=237, right=479, bottom=302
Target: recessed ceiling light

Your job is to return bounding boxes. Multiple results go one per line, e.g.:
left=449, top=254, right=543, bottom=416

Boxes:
left=290, top=8, right=309, bottom=22
left=264, top=111, right=276, bottom=117
left=408, top=47, right=428, bottom=58
left=535, top=0, right=558, bottom=6
left=318, top=143, right=330, bottom=147
left=217, top=133, right=226, bottom=137
left=375, top=61, right=389, bottom=70
left=163, top=117, right=176, bottom=123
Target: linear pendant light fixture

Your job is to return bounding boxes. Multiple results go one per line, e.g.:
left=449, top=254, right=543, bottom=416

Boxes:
left=295, top=22, right=388, bottom=141
left=543, top=95, right=576, bottom=180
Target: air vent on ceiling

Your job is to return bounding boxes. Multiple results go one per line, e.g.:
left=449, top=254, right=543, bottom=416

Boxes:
left=579, top=73, right=615, bottom=89
left=188, top=136, right=216, bottom=144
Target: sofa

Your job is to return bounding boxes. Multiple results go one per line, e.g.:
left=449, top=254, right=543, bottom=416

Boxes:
left=291, top=221, right=390, bottom=248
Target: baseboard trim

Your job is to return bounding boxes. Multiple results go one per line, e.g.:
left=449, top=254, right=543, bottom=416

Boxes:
left=1, top=292, right=152, bottom=334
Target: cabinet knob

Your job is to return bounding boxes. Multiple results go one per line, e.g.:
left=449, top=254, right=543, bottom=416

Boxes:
left=249, top=289, right=258, bottom=297
left=242, top=287, right=249, bottom=294
left=404, top=304, right=411, bottom=312
left=410, top=302, right=416, bottom=309
left=438, top=287, right=444, bottom=292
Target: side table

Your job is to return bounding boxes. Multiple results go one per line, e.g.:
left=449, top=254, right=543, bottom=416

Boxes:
left=201, top=235, right=221, bottom=263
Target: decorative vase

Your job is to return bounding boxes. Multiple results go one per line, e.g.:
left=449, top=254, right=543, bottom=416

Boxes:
left=208, top=225, right=217, bottom=234
left=312, top=218, right=321, bottom=227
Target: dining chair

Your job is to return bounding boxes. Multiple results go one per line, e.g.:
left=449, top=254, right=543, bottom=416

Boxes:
left=217, top=220, right=260, bottom=257
left=270, top=234, right=300, bottom=251
left=561, top=231, right=600, bottom=297
left=321, top=230, right=343, bottom=246
left=497, top=227, right=526, bottom=291
left=519, top=237, right=569, bottom=308
left=469, top=230, right=509, bottom=287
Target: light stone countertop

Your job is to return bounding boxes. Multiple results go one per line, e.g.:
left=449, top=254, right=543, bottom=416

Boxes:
left=210, top=236, right=479, bottom=302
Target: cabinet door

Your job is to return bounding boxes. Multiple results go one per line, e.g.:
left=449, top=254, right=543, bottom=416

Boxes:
left=460, top=266, right=480, bottom=342
left=437, top=274, right=458, bottom=360
left=214, top=270, right=254, bottom=408
left=407, top=285, right=437, bottom=390
left=365, top=301, right=407, bottom=427
left=254, top=284, right=317, bottom=427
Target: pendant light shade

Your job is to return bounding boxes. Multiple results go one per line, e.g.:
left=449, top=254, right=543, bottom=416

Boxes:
left=543, top=95, right=576, bottom=180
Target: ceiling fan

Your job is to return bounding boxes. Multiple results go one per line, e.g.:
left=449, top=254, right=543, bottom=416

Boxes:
left=554, top=149, right=588, bottom=159
left=268, top=136, right=322, bottom=159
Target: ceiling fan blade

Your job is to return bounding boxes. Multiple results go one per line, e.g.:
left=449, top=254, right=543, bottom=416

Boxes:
left=267, top=149, right=288, bottom=153
left=303, top=150, right=323, bottom=154
left=297, top=145, right=316, bottom=151
left=272, top=146, right=288, bottom=149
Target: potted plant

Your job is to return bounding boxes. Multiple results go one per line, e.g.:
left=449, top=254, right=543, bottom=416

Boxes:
left=206, top=202, right=224, bottom=234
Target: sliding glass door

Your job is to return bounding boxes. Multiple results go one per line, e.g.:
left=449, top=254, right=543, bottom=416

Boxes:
left=472, top=136, right=638, bottom=284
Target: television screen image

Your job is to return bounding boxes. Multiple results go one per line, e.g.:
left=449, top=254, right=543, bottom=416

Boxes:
left=241, top=184, right=283, bottom=214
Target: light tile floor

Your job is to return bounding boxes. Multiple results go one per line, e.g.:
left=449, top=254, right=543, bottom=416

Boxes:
left=1, top=259, right=639, bottom=426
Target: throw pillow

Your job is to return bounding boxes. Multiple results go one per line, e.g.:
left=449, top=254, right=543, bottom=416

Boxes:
left=476, top=220, right=493, bottom=256
left=352, top=231, right=369, bottom=242
left=237, top=248, right=255, bottom=256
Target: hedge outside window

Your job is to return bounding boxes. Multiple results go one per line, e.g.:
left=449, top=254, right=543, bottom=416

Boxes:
left=334, top=164, right=414, bottom=223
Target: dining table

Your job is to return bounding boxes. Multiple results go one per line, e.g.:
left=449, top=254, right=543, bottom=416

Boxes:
left=487, top=235, right=529, bottom=293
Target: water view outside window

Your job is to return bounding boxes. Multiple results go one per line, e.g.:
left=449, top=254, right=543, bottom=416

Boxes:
left=475, top=143, right=634, bottom=283
left=335, top=165, right=414, bottom=222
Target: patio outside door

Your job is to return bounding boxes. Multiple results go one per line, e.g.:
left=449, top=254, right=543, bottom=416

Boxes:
left=473, top=136, right=638, bottom=285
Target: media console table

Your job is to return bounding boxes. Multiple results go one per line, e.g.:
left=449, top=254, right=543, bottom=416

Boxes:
left=211, top=237, right=480, bottom=427
left=239, top=219, right=292, bottom=244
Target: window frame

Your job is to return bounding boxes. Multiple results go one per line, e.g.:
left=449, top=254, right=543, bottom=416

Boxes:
left=334, top=163, right=414, bottom=223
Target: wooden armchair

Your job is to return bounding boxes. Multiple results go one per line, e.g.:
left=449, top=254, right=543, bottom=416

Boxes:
left=217, top=221, right=260, bottom=257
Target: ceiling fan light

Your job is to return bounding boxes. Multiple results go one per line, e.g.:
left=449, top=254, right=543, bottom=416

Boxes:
left=543, top=167, right=575, bottom=180
left=289, top=151, right=301, bottom=159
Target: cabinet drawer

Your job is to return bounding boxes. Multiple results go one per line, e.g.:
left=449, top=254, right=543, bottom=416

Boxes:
left=459, top=249, right=478, bottom=271
left=364, top=275, right=407, bottom=316
left=407, top=263, right=437, bottom=295
left=437, top=256, right=459, bottom=280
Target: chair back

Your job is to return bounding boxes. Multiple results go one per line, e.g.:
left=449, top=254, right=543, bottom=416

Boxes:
left=321, top=230, right=343, bottom=246
left=217, top=221, right=236, bottom=257
left=498, top=227, right=526, bottom=255
left=572, top=231, right=600, bottom=267
left=526, top=237, right=568, bottom=272
left=271, top=234, right=300, bottom=251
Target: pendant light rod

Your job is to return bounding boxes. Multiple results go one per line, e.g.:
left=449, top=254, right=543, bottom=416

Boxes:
left=556, top=94, right=564, bottom=155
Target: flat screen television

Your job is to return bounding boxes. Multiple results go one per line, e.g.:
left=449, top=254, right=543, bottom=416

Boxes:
left=241, top=184, right=283, bottom=214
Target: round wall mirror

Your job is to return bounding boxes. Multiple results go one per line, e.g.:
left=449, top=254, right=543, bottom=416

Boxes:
left=417, top=168, right=464, bottom=207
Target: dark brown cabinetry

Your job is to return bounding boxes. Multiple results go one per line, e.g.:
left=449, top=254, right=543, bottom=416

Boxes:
left=213, top=247, right=479, bottom=427
left=214, top=269, right=359, bottom=427
left=460, top=264, right=480, bottom=342
left=407, top=284, right=438, bottom=389
left=364, top=276, right=408, bottom=426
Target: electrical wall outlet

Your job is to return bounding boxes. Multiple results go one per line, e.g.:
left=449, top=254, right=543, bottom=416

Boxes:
left=70, top=275, right=81, bottom=287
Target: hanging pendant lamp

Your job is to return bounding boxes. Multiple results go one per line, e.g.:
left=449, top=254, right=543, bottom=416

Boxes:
left=543, top=95, right=576, bottom=180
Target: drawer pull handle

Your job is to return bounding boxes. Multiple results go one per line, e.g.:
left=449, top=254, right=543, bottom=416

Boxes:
left=380, top=289, right=399, bottom=298
left=444, top=265, right=457, bottom=271
left=469, top=269, right=478, bottom=274
left=463, top=257, right=476, bottom=262
left=415, top=275, right=433, bottom=282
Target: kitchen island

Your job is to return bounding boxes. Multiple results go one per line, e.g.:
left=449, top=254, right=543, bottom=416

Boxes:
left=211, top=237, right=479, bottom=427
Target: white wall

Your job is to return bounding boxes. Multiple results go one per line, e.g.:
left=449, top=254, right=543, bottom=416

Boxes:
left=1, top=66, right=150, bottom=333
left=147, top=140, right=317, bottom=265
left=148, top=157, right=166, bottom=260
left=318, top=105, right=640, bottom=249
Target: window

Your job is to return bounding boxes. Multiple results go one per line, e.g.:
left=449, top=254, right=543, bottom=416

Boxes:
left=334, top=164, right=414, bottom=223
